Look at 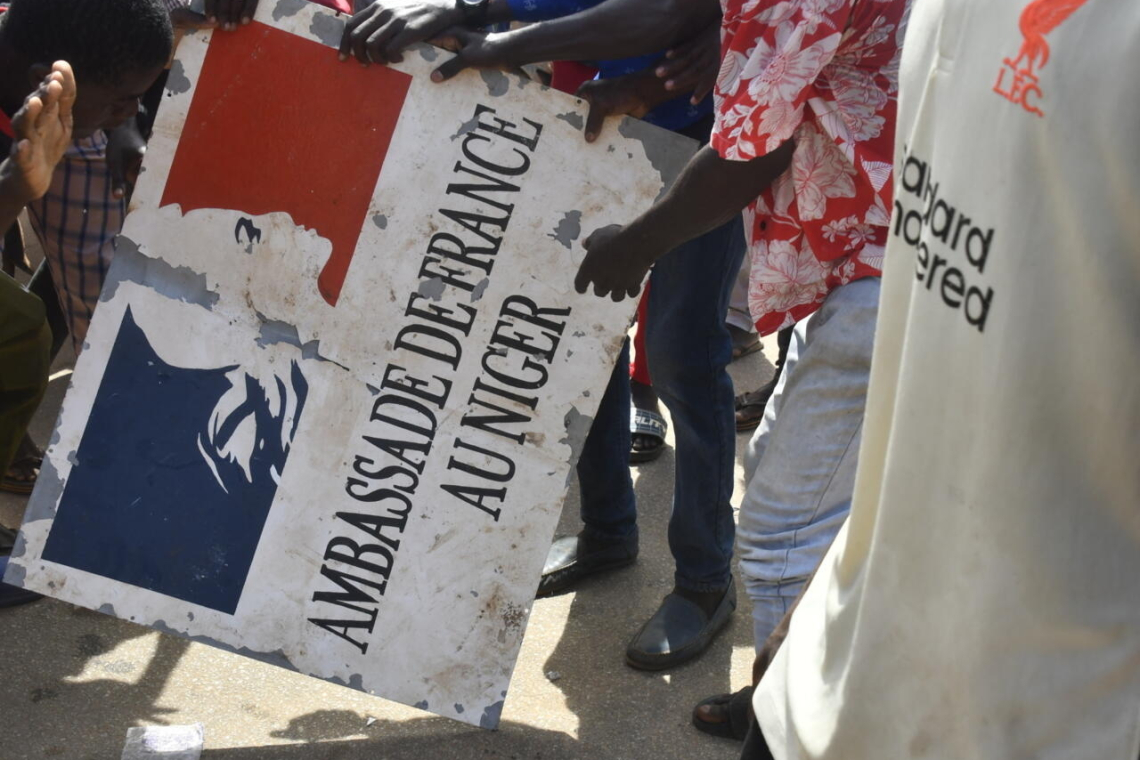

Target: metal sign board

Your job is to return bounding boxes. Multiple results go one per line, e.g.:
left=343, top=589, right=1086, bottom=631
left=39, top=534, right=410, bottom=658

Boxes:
left=5, top=0, right=694, bottom=728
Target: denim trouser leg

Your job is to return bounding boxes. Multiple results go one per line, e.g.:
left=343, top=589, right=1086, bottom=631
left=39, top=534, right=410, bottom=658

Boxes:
left=738, top=277, right=880, bottom=649
left=576, top=339, right=638, bottom=542
left=645, top=216, right=747, bottom=592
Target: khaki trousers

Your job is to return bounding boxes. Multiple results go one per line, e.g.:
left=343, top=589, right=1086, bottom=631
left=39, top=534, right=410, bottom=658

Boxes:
left=0, top=272, right=50, bottom=474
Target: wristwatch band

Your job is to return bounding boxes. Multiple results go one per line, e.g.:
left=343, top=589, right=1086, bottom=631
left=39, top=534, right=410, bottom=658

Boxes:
left=456, top=0, right=490, bottom=26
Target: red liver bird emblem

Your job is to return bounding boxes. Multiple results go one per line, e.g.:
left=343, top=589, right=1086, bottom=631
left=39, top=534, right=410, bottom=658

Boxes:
left=994, top=0, right=1092, bottom=117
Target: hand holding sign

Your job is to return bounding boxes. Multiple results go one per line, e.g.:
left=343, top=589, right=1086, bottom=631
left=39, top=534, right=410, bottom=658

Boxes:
left=429, top=27, right=512, bottom=82
left=575, top=75, right=651, bottom=144
left=9, top=1, right=700, bottom=728
left=574, top=224, right=654, bottom=302
left=655, top=22, right=720, bottom=105
left=205, top=0, right=260, bottom=31
left=172, top=0, right=258, bottom=32
left=339, top=0, right=463, bottom=65
left=106, top=121, right=147, bottom=200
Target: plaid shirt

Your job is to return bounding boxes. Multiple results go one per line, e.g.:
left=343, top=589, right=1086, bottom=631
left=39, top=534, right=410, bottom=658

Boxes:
left=24, top=132, right=123, bottom=353
left=5, top=0, right=353, bottom=354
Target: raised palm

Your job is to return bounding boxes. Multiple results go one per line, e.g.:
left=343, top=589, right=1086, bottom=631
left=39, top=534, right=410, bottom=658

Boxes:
left=9, top=61, right=76, bottom=202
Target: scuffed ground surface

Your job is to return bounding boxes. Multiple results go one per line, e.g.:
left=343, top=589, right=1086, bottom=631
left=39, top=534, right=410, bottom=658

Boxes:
left=0, top=225, right=779, bottom=760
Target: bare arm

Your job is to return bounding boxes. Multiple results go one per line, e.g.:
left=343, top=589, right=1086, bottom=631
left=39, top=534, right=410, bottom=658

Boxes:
left=0, top=63, right=75, bottom=236
left=340, top=0, right=718, bottom=66
left=481, top=0, right=717, bottom=65
left=575, top=141, right=795, bottom=300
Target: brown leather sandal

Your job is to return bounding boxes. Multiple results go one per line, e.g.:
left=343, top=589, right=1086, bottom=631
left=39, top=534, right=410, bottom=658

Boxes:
left=692, top=685, right=753, bottom=740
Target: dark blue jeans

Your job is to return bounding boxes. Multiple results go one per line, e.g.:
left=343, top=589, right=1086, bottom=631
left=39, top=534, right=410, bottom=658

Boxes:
left=574, top=215, right=746, bottom=593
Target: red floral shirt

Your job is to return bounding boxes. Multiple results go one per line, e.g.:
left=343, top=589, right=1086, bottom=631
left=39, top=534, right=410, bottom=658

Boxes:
left=712, top=0, right=910, bottom=335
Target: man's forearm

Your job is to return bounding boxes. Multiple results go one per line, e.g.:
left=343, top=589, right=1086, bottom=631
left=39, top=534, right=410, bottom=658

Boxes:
left=623, top=142, right=795, bottom=264
left=487, top=0, right=719, bottom=67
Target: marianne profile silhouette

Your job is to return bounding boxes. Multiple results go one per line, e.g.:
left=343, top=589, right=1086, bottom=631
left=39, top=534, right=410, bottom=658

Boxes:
left=42, top=307, right=308, bottom=614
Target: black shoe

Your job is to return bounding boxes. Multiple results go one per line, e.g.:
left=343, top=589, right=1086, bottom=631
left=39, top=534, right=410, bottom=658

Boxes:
left=0, top=555, right=42, bottom=609
left=537, top=531, right=638, bottom=598
left=625, top=579, right=736, bottom=671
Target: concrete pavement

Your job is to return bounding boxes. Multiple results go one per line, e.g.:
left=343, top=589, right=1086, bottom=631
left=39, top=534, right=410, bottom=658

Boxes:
left=0, top=245, right=778, bottom=758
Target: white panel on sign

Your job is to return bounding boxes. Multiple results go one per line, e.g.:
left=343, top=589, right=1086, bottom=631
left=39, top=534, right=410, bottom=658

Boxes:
left=5, top=0, right=696, bottom=728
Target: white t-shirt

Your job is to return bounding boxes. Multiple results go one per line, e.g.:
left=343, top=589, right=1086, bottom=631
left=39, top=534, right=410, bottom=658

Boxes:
left=753, top=1, right=1140, bottom=758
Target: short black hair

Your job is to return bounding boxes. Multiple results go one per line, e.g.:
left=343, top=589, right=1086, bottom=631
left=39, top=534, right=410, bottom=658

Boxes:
left=1, top=0, right=174, bottom=86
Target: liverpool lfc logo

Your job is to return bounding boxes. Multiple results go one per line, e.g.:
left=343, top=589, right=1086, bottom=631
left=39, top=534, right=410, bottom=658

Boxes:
left=994, top=0, right=1091, bottom=117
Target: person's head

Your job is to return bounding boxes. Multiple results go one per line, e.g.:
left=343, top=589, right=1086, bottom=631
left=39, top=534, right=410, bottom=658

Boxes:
left=0, top=0, right=173, bottom=138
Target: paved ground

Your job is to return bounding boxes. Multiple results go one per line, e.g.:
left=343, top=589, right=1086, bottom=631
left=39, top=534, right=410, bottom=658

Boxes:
left=0, top=231, right=777, bottom=759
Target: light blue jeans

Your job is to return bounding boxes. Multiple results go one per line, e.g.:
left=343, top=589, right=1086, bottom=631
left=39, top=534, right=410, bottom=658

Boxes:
left=737, top=277, right=880, bottom=649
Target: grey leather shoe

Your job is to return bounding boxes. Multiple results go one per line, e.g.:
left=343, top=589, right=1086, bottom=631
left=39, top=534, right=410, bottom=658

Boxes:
left=625, top=579, right=736, bottom=670
left=537, top=531, right=638, bottom=598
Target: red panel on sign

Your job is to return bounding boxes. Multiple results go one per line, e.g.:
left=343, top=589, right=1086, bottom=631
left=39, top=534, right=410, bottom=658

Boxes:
left=162, top=22, right=411, bottom=305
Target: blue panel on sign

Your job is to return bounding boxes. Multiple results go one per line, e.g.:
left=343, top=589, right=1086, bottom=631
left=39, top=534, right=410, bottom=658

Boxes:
left=42, top=307, right=308, bottom=614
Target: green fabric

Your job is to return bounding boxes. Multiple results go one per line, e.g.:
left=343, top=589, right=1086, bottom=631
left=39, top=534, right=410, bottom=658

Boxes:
left=0, top=272, right=50, bottom=474
left=0, top=271, right=45, bottom=345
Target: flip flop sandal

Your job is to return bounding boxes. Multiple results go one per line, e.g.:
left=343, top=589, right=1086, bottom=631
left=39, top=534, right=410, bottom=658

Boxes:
left=1, top=455, right=41, bottom=495
left=630, top=407, right=668, bottom=464
left=729, top=326, right=761, bottom=361
left=735, top=384, right=775, bottom=432
left=692, top=685, right=754, bottom=741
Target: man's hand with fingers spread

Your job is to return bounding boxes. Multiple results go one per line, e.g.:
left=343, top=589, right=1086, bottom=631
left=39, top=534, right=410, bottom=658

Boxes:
left=656, top=22, right=719, bottom=105
left=574, top=224, right=655, bottom=302
left=4, top=62, right=76, bottom=205
left=340, top=0, right=464, bottom=65
left=576, top=76, right=651, bottom=143
left=169, top=6, right=218, bottom=30
left=204, top=0, right=260, bottom=31
left=573, top=65, right=718, bottom=143
left=429, top=27, right=513, bottom=82
left=106, top=121, right=148, bottom=200
left=1, top=61, right=76, bottom=249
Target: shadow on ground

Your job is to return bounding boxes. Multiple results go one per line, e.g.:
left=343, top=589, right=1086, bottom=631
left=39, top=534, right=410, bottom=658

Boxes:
left=0, top=266, right=775, bottom=760
left=0, top=602, right=190, bottom=758
left=204, top=429, right=761, bottom=759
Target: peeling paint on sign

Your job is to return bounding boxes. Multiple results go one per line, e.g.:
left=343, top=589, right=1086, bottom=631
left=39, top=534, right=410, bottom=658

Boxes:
left=20, top=457, right=64, bottom=525
left=479, top=69, right=509, bottom=97
left=560, top=407, right=594, bottom=458
left=555, top=111, right=584, bottom=131
left=5, top=1, right=697, bottom=732
left=3, top=560, right=26, bottom=587
left=417, top=277, right=447, bottom=301
left=450, top=112, right=482, bottom=141
left=548, top=210, right=583, bottom=249
left=166, top=60, right=192, bottom=95
left=480, top=700, right=505, bottom=729
left=618, top=117, right=693, bottom=200
left=102, top=238, right=220, bottom=310
left=254, top=313, right=303, bottom=349
left=470, top=277, right=490, bottom=302
left=308, top=12, right=345, bottom=47
left=272, top=0, right=308, bottom=20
